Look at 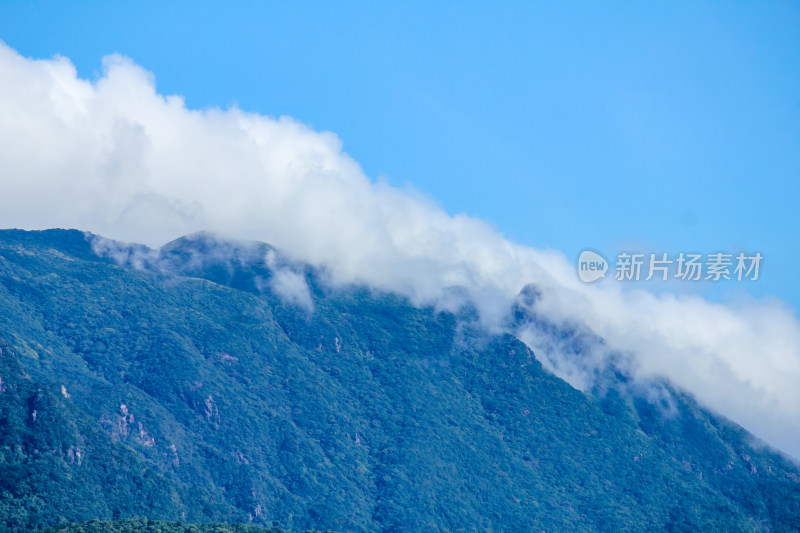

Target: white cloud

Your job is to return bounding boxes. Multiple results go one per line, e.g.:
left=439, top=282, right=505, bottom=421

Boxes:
left=1, top=42, right=799, bottom=458
left=263, top=249, right=314, bottom=311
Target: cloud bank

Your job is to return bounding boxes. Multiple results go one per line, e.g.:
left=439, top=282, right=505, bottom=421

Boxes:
left=1, top=42, right=799, bottom=458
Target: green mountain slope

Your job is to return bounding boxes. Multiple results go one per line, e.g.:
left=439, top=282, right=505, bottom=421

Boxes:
left=0, top=229, right=798, bottom=532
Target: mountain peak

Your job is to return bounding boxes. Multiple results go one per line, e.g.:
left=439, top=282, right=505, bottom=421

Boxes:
left=1, top=229, right=799, bottom=532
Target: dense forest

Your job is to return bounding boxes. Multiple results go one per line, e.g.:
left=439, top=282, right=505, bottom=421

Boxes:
left=0, top=229, right=798, bottom=532
left=37, top=519, right=335, bottom=533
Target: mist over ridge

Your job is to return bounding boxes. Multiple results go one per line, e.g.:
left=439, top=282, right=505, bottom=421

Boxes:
left=1, top=41, right=800, bottom=459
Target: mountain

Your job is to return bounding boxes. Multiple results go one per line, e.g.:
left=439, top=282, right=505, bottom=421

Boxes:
left=0, top=229, right=798, bottom=532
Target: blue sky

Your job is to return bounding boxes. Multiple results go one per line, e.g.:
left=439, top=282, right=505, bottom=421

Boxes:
left=1, top=1, right=798, bottom=311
